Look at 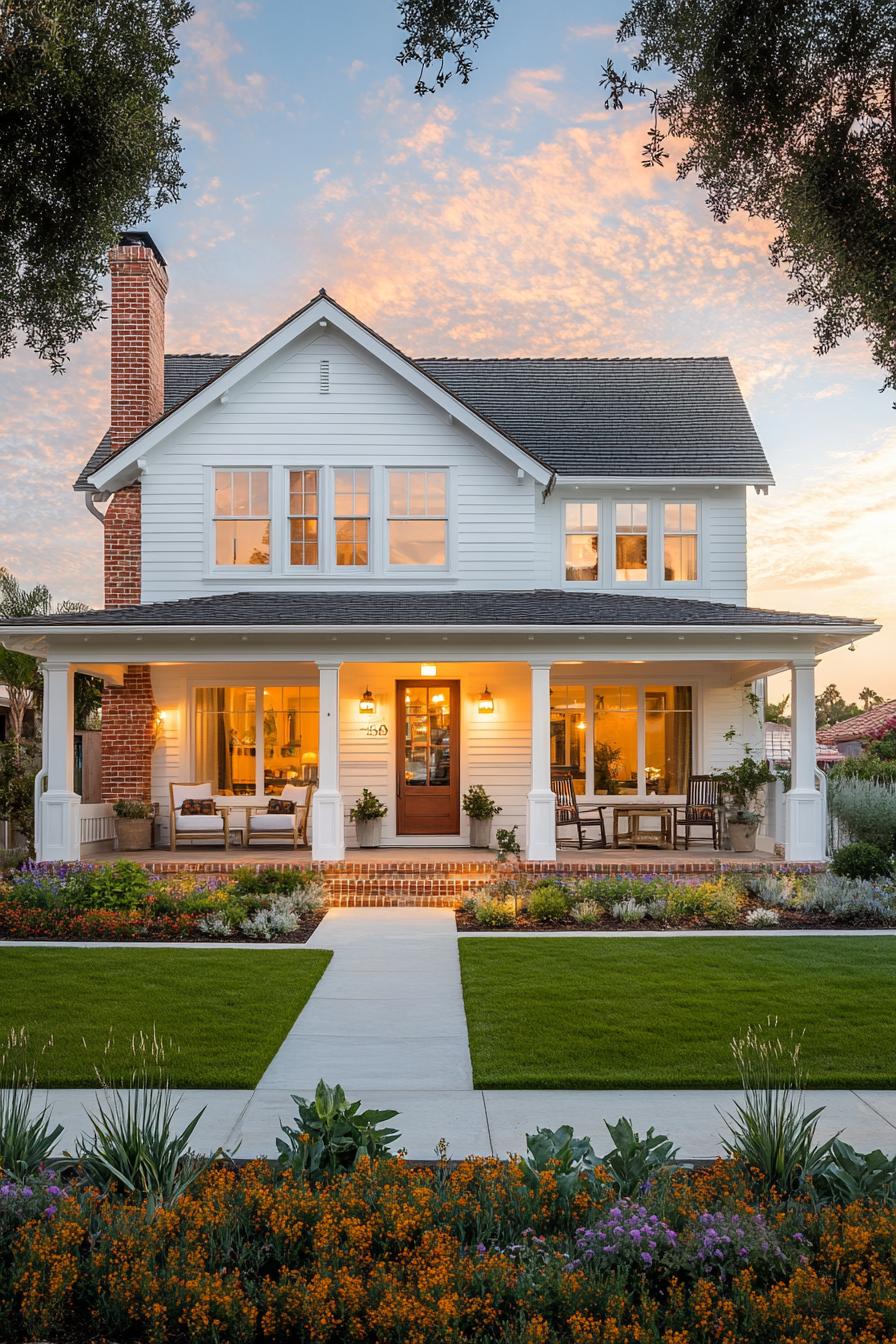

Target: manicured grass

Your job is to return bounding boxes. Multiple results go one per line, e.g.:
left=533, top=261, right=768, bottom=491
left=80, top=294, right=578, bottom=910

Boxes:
left=459, top=936, right=896, bottom=1088
left=0, top=948, right=331, bottom=1088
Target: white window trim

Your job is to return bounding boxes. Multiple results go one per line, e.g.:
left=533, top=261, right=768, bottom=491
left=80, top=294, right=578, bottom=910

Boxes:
left=284, top=465, right=322, bottom=574
left=661, top=498, right=702, bottom=587
left=331, top=465, right=373, bottom=573
left=384, top=466, right=453, bottom=574
left=562, top=500, right=601, bottom=585
left=550, top=674, right=699, bottom=801
left=611, top=498, right=651, bottom=587
left=207, top=466, right=273, bottom=576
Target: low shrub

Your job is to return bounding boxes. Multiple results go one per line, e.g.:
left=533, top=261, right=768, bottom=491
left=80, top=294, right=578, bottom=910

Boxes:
left=228, top=866, right=317, bottom=898
left=570, top=898, right=604, bottom=927
left=831, top=841, right=893, bottom=880
left=610, top=897, right=645, bottom=924
left=0, top=849, right=27, bottom=873
left=276, top=1079, right=400, bottom=1178
left=800, top=872, right=896, bottom=923
left=745, top=906, right=781, bottom=928
left=474, top=899, right=515, bottom=928
left=828, top=774, right=896, bottom=853
left=751, top=873, right=798, bottom=908
left=239, top=898, right=300, bottom=940
left=526, top=882, right=569, bottom=921
left=663, top=878, right=740, bottom=927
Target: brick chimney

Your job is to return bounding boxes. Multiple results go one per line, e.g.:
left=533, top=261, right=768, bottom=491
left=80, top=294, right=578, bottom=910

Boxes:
left=104, top=232, right=167, bottom=608
left=109, top=232, right=168, bottom=453
left=101, top=233, right=166, bottom=800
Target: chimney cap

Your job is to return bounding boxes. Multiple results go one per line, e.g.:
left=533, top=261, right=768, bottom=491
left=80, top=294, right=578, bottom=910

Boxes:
left=117, top=231, right=166, bottom=267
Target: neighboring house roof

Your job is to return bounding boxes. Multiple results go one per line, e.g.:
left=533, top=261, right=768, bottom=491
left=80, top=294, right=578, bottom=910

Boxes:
left=74, top=303, right=774, bottom=489
left=816, top=699, right=896, bottom=744
left=1, top=590, right=872, bottom=631
left=75, top=354, right=237, bottom=490
left=764, top=722, right=844, bottom=765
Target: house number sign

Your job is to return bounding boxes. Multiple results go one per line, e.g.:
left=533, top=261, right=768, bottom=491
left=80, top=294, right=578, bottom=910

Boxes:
left=362, top=721, right=389, bottom=738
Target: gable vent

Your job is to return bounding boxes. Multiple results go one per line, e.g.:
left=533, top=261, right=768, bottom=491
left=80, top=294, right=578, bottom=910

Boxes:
left=319, top=358, right=330, bottom=395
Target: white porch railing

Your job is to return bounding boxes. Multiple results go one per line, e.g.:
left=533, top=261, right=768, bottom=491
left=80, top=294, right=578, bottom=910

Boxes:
left=80, top=802, right=115, bottom=851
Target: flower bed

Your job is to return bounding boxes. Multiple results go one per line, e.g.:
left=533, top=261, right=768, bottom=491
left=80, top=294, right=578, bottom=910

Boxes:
left=456, top=869, right=896, bottom=932
left=0, top=861, right=326, bottom=943
left=4, top=1155, right=896, bottom=1342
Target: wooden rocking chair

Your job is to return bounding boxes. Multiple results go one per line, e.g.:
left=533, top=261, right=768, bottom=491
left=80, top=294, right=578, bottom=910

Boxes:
left=673, top=775, right=723, bottom=849
left=551, top=768, right=608, bottom=849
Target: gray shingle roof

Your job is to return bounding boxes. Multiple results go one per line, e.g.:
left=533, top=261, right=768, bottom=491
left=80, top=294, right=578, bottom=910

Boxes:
left=416, top=357, right=771, bottom=480
left=1, top=590, right=868, bottom=630
left=74, top=353, right=772, bottom=489
left=74, top=355, right=237, bottom=490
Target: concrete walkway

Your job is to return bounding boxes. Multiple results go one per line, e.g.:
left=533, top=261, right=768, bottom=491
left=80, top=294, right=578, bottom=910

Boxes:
left=21, top=909, right=896, bottom=1161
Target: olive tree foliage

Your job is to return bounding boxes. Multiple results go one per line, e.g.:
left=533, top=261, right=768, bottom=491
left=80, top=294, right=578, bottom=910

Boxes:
left=0, top=0, right=193, bottom=370
left=396, top=0, right=498, bottom=94
left=394, top=0, right=896, bottom=393
left=0, top=568, right=93, bottom=747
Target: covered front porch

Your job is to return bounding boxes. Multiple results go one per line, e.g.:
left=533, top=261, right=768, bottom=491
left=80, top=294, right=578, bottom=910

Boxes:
left=27, top=619, right=834, bottom=865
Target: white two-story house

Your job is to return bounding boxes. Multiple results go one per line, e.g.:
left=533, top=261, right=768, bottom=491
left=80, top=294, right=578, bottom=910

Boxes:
left=0, top=233, right=877, bottom=863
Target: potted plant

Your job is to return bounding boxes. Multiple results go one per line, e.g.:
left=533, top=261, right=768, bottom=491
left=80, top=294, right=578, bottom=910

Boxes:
left=113, top=799, right=154, bottom=851
left=350, top=788, right=388, bottom=848
left=714, top=747, right=775, bottom=853
left=463, top=784, right=502, bottom=849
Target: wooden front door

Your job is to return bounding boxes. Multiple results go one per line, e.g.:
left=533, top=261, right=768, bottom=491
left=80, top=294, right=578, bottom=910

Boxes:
left=396, top=680, right=460, bottom=835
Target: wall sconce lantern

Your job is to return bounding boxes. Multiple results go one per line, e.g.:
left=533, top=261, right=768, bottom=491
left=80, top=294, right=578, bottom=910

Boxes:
left=359, top=688, right=376, bottom=714
left=477, top=686, right=495, bottom=715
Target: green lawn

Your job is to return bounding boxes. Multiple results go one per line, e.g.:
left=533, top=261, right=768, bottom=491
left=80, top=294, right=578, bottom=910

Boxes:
left=459, top=936, right=896, bottom=1088
left=0, top=948, right=331, bottom=1088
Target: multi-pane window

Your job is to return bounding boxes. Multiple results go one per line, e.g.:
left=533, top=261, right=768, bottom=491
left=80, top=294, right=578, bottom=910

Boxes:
left=645, top=685, right=693, bottom=794
left=615, top=502, right=648, bottom=581
left=288, top=470, right=319, bottom=567
left=334, top=468, right=370, bottom=567
left=564, top=503, right=599, bottom=582
left=663, top=502, right=698, bottom=581
left=195, top=685, right=319, bottom=796
left=388, top=469, right=447, bottom=566
left=213, top=470, right=270, bottom=566
left=583, top=683, right=693, bottom=796
left=550, top=684, right=587, bottom=793
left=593, top=686, right=639, bottom=794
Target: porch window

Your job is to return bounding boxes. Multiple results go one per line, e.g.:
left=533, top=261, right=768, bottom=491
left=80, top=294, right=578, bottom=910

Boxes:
left=213, top=470, right=270, bottom=566
left=388, top=469, right=447, bottom=566
left=334, top=468, right=370, bottom=567
left=593, top=686, right=639, bottom=793
left=564, top=503, right=599, bottom=582
left=615, top=502, right=648, bottom=581
left=663, top=502, right=698, bottom=582
left=646, top=685, right=693, bottom=794
left=288, top=470, right=319, bottom=567
left=569, top=682, right=694, bottom=796
left=550, top=684, right=587, bottom=793
left=194, top=684, right=319, bottom=796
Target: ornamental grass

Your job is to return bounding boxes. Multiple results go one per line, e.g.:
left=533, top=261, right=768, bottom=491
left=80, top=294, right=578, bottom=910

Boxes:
left=4, top=1155, right=896, bottom=1342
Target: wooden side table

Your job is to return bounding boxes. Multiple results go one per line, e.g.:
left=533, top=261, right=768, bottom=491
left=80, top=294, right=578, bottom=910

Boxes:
left=613, top=804, right=675, bottom=849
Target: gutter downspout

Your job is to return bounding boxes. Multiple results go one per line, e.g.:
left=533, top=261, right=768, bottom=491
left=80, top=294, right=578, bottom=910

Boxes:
left=84, top=490, right=111, bottom=523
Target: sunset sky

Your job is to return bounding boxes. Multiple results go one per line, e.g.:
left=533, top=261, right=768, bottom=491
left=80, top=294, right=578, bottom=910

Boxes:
left=1, top=0, right=892, bottom=699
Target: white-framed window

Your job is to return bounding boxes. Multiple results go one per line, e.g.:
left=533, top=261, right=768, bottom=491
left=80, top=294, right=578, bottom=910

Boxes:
left=387, top=469, right=448, bottom=567
left=194, top=682, right=319, bottom=795
left=663, top=502, right=698, bottom=582
left=213, top=469, right=270, bottom=567
left=615, top=501, right=648, bottom=582
left=564, top=502, right=599, bottom=582
left=334, top=468, right=370, bottom=568
left=288, top=469, right=319, bottom=568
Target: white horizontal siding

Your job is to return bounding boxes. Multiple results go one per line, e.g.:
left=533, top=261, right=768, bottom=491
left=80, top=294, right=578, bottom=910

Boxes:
left=702, top=682, right=763, bottom=773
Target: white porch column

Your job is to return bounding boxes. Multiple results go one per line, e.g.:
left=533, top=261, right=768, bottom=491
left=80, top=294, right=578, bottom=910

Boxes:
left=526, top=660, right=556, bottom=861
left=39, top=660, right=80, bottom=861
left=312, top=660, right=345, bottom=861
left=785, top=655, right=825, bottom=861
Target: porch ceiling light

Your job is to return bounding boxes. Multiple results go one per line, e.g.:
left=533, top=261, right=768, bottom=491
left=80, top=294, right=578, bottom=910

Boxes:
left=359, top=687, right=376, bottom=714
left=477, top=686, right=495, bottom=714
left=421, top=663, right=437, bottom=677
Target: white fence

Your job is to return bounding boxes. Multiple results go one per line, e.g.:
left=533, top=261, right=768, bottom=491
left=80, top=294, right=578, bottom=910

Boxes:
left=80, top=803, right=115, bottom=852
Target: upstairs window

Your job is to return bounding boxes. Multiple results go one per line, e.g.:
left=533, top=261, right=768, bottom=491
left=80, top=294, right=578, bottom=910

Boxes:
left=564, top=502, right=599, bottom=582
left=334, top=468, right=370, bottom=567
left=388, top=469, right=447, bottom=566
left=288, top=469, right=319, bottom=567
left=615, top=502, right=648, bottom=581
left=663, top=502, right=698, bottom=581
left=213, top=470, right=270, bottom=566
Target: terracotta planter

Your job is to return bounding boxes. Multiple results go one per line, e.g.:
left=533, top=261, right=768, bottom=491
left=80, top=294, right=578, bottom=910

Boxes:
left=355, top=818, right=383, bottom=848
left=114, top=817, right=152, bottom=852
left=727, top=819, right=759, bottom=853
left=468, top=817, right=493, bottom=849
